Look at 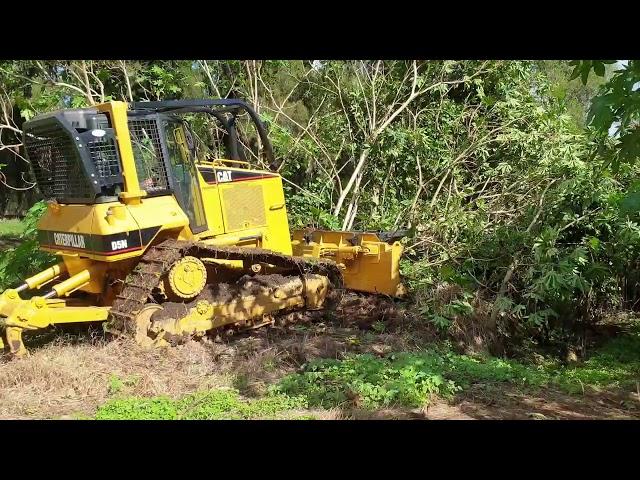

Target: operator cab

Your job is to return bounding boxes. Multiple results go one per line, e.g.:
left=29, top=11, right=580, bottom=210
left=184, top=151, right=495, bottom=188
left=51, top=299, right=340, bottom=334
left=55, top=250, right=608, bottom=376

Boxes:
left=23, top=99, right=278, bottom=236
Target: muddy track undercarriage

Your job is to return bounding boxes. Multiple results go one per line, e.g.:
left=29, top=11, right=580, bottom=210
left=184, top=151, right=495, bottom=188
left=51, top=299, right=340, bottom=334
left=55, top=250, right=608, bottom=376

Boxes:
left=107, top=239, right=345, bottom=346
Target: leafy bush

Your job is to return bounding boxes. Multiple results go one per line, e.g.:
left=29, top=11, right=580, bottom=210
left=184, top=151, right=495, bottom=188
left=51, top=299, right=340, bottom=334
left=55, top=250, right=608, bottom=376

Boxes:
left=272, top=353, right=461, bottom=409
left=0, top=201, right=56, bottom=290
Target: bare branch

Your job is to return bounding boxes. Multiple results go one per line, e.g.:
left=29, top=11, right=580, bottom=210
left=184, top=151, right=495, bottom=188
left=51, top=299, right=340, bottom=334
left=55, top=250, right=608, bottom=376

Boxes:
left=198, top=60, right=222, bottom=98
left=119, top=60, right=134, bottom=102
left=0, top=171, right=36, bottom=191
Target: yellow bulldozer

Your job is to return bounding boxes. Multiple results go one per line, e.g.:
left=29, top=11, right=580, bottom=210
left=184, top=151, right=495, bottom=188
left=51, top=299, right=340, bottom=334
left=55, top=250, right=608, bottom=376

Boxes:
left=0, top=99, right=406, bottom=357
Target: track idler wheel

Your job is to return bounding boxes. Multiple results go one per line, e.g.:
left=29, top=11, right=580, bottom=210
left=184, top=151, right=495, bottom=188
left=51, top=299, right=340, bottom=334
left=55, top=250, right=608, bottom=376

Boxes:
left=133, top=304, right=192, bottom=348
left=164, top=256, right=207, bottom=301
left=133, top=304, right=168, bottom=348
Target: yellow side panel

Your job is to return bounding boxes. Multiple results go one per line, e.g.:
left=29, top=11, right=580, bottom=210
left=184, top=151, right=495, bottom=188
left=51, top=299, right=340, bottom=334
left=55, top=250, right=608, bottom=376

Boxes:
left=195, top=164, right=292, bottom=256
left=37, top=196, right=190, bottom=262
left=38, top=203, right=97, bottom=240
left=216, top=175, right=292, bottom=255
left=262, top=177, right=292, bottom=255
left=199, top=184, right=225, bottom=235
left=125, top=195, right=190, bottom=239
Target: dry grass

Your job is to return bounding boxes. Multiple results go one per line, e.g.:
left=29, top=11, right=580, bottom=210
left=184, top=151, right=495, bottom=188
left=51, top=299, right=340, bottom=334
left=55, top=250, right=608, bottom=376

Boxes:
left=414, top=282, right=507, bottom=356
left=450, top=294, right=505, bottom=356
left=0, top=295, right=418, bottom=419
left=0, top=335, right=231, bottom=419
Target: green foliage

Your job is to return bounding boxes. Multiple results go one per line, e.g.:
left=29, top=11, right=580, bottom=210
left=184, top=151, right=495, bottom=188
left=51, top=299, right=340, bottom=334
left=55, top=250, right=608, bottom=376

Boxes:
left=95, top=388, right=306, bottom=420
left=0, top=201, right=56, bottom=290
left=96, top=396, right=180, bottom=420
left=539, top=61, right=607, bottom=130
left=107, top=374, right=141, bottom=395
left=415, top=288, right=476, bottom=333
left=572, top=60, right=640, bottom=169
left=107, top=375, right=125, bottom=395
left=274, top=327, right=640, bottom=409
left=568, top=60, right=616, bottom=85
left=272, top=353, right=461, bottom=408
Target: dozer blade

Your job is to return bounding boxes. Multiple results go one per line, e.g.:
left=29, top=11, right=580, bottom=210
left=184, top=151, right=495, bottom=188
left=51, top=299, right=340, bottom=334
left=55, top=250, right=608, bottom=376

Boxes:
left=291, top=229, right=406, bottom=297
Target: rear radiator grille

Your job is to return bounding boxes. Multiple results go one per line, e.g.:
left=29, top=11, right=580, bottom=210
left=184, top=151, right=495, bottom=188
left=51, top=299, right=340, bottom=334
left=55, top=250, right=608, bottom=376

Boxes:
left=87, top=137, right=120, bottom=179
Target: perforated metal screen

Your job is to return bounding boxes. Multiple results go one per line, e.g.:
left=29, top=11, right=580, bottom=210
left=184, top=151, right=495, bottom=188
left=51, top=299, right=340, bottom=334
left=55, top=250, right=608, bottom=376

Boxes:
left=87, top=137, right=120, bottom=179
left=128, top=118, right=170, bottom=194
left=24, top=123, right=94, bottom=201
left=220, top=183, right=266, bottom=232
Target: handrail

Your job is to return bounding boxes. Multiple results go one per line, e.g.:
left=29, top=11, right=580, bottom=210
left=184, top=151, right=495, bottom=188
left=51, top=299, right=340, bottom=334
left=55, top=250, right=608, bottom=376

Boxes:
left=197, top=158, right=252, bottom=168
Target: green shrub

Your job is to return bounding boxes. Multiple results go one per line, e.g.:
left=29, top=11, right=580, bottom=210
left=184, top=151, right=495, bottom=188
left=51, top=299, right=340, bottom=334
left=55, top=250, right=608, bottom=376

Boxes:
left=0, top=201, right=56, bottom=290
left=0, top=218, right=25, bottom=238
left=272, top=353, right=461, bottom=409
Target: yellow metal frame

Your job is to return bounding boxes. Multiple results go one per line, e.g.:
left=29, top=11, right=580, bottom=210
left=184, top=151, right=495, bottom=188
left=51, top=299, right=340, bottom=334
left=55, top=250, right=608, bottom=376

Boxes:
left=0, top=290, right=110, bottom=356
left=96, top=101, right=146, bottom=204
left=146, top=274, right=330, bottom=345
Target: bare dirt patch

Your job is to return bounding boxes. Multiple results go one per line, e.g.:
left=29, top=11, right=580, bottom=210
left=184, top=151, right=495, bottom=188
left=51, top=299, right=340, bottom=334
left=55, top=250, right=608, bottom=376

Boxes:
left=299, top=386, right=640, bottom=420
left=449, top=384, right=640, bottom=420
left=0, top=336, right=230, bottom=419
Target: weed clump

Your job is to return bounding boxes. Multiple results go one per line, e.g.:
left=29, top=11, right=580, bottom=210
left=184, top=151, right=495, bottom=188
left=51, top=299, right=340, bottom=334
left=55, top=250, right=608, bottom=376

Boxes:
left=95, top=389, right=306, bottom=420
left=273, top=329, right=640, bottom=409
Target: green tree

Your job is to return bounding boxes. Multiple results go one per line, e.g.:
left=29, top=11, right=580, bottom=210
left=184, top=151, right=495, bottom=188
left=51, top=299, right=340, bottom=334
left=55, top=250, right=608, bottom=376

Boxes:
left=569, top=60, right=639, bottom=169
left=538, top=60, right=608, bottom=130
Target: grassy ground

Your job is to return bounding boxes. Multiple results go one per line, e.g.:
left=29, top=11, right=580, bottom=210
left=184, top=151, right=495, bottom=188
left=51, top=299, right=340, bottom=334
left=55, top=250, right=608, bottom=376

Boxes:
left=0, top=216, right=638, bottom=420
left=0, top=218, right=25, bottom=244
left=1, top=302, right=638, bottom=420
left=91, top=325, right=640, bottom=420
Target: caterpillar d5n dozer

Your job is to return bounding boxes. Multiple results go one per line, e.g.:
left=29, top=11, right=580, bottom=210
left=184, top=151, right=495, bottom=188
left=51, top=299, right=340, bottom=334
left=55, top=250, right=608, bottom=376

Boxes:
left=0, top=100, right=406, bottom=357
